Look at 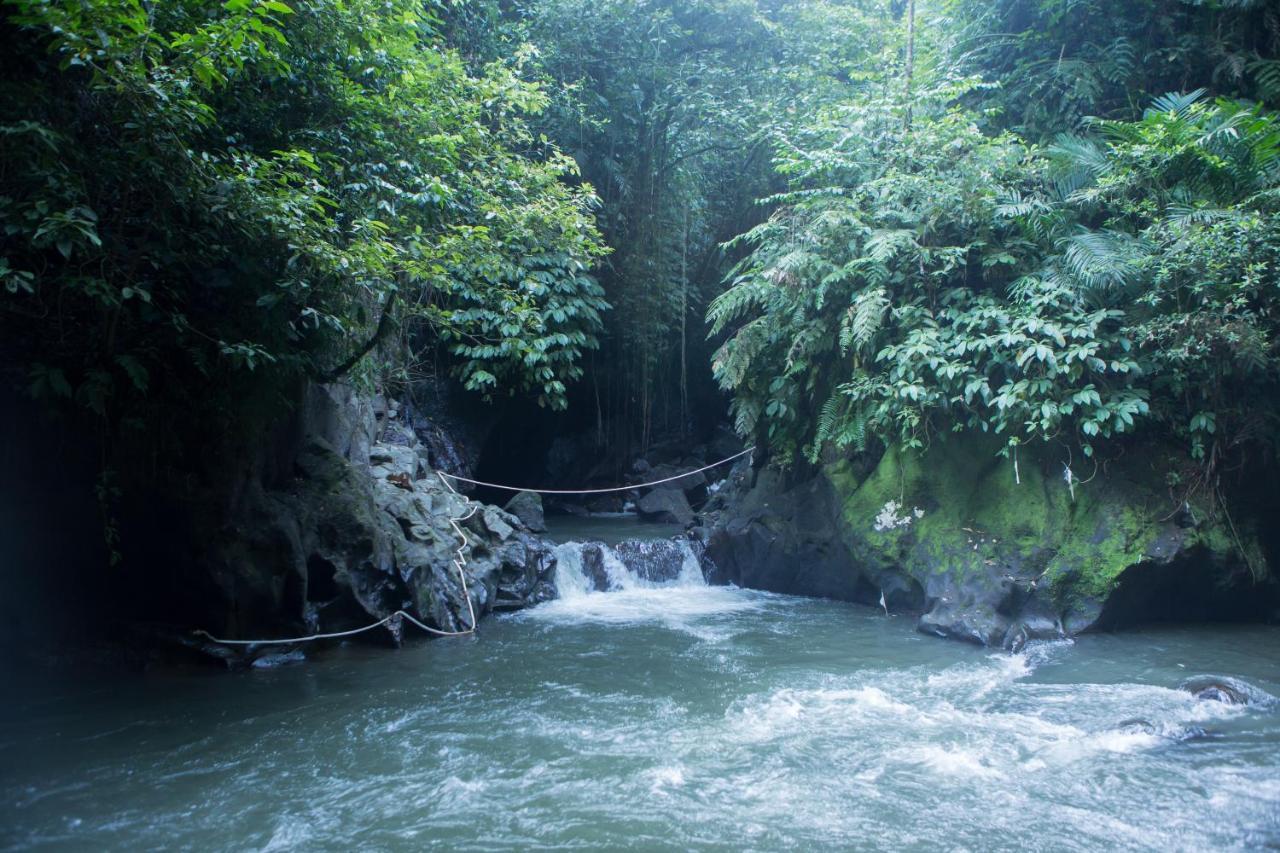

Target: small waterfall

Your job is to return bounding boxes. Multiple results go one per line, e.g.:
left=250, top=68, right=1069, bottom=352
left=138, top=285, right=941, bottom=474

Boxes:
left=613, top=539, right=706, bottom=586
left=552, top=538, right=707, bottom=599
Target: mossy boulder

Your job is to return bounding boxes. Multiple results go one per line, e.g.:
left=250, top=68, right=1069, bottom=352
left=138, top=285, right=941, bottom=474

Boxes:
left=706, top=434, right=1274, bottom=647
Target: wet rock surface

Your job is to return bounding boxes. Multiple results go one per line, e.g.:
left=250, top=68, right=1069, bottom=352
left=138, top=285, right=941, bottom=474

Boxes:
left=702, top=462, right=923, bottom=615
left=504, top=490, right=547, bottom=532
left=612, top=538, right=702, bottom=583
left=550, top=536, right=704, bottom=592
left=636, top=487, right=695, bottom=526
left=1180, top=675, right=1266, bottom=705
left=701, top=435, right=1276, bottom=648
left=192, top=385, right=557, bottom=665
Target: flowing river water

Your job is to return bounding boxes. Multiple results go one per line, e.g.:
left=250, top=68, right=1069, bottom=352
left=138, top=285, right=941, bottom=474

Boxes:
left=2, top=521, right=1279, bottom=851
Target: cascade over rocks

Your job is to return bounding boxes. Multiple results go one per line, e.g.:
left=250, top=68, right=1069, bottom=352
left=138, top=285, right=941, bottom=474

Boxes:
left=551, top=537, right=705, bottom=593
left=702, top=434, right=1277, bottom=648
left=612, top=538, right=704, bottom=583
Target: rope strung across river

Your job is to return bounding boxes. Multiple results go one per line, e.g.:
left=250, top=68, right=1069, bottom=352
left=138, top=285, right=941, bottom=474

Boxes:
left=193, top=446, right=753, bottom=646
left=438, top=446, right=755, bottom=494
left=194, top=501, right=481, bottom=646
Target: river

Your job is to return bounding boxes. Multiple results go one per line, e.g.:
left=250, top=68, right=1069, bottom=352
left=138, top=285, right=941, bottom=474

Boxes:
left=2, top=524, right=1278, bottom=851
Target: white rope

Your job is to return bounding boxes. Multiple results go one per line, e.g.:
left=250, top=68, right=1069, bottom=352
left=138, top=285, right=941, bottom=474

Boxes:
left=195, top=495, right=481, bottom=646
left=193, top=446, right=754, bottom=647
left=193, top=609, right=459, bottom=646
left=439, top=446, right=755, bottom=494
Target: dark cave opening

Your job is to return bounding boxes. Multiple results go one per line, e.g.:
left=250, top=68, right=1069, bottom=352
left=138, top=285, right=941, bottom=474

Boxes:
left=1095, top=551, right=1280, bottom=631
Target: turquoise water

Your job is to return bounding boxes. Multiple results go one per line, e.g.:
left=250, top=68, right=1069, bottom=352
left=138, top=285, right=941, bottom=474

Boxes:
left=2, top=560, right=1278, bottom=850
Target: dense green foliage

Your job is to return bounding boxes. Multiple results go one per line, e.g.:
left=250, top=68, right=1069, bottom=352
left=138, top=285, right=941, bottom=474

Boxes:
left=1, top=0, right=608, bottom=428
left=950, top=0, right=1280, bottom=135
left=4, top=0, right=1280, bottom=522
left=459, top=0, right=889, bottom=453
left=709, top=1, right=1280, bottom=505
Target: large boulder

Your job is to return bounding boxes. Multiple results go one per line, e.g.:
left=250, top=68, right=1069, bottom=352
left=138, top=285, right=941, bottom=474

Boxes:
left=636, top=487, right=695, bottom=526
left=196, top=390, right=557, bottom=662
left=703, top=465, right=922, bottom=611
left=705, top=434, right=1275, bottom=648
left=504, top=490, right=546, bottom=532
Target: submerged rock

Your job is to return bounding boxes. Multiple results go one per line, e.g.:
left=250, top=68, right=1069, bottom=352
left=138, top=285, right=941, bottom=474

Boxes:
left=250, top=649, right=307, bottom=669
left=1115, top=717, right=1218, bottom=742
left=1180, top=675, right=1257, bottom=705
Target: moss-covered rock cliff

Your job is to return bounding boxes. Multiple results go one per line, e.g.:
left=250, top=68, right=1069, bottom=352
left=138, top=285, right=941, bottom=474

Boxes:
left=704, top=435, right=1276, bottom=647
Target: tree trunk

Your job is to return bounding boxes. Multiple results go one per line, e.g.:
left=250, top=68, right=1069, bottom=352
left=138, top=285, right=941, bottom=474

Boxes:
left=904, top=0, right=916, bottom=130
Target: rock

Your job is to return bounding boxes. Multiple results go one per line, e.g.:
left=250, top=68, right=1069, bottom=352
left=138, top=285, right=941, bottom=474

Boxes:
left=636, top=487, right=695, bottom=526
left=302, top=382, right=377, bottom=467
left=701, top=432, right=1272, bottom=648
left=250, top=649, right=306, bottom=668
left=504, top=490, right=546, bottom=532
left=197, top=388, right=558, bottom=656
left=704, top=466, right=923, bottom=611
left=556, top=501, right=591, bottom=518
left=613, top=538, right=701, bottom=583
left=369, top=442, right=420, bottom=481
left=1180, top=676, right=1254, bottom=705
left=380, top=420, right=417, bottom=448
left=643, top=464, right=708, bottom=502
left=586, top=494, right=626, bottom=514
left=1115, top=717, right=1216, bottom=742
left=400, top=375, right=494, bottom=483
left=480, top=506, right=517, bottom=541
left=579, top=543, right=613, bottom=591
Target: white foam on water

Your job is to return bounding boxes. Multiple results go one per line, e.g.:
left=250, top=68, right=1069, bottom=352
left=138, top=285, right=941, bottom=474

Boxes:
left=526, top=584, right=768, bottom=625
left=903, top=744, right=1004, bottom=779
left=4, top=579, right=1278, bottom=853
left=262, top=815, right=315, bottom=852
left=644, top=764, right=687, bottom=794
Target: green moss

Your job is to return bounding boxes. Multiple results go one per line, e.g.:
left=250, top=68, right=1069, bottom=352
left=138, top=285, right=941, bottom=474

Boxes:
left=823, top=433, right=1259, bottom=609
left=831, top=435, right=1068, bottom=581
left=1044, top=501, right=1157, bottom=601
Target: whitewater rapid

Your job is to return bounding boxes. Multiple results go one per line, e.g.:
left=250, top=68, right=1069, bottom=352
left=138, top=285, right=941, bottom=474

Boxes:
left=2, top=534, right=1277, bottom=850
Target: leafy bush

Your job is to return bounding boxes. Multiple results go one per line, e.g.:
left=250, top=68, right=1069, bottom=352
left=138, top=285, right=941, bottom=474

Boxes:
left=711, top=80, right=1280, bottom=494
left=0, top=0, right=608, bottom=427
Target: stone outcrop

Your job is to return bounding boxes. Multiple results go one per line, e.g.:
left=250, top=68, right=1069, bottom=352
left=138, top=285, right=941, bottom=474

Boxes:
left=702, top=435, right=1277, bottom=648
left=192, top=383, right=555, bottom=664
left=504, top=490, right=547, bottom=532
left=636, top=487, right=695, bottom=526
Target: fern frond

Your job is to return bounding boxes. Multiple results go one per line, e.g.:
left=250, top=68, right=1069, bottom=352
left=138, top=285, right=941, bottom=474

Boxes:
left=1057, top=228, right=1144, bottom=295
left=730, top=397, right=761, bottom=438
left=1049, top=134, right=1111, bottom=183
left=711, top=317, right=771, bottom=390
left=852, top=286, right=889, bottom=352
left=1147, top=89, right=1208, bottom=120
